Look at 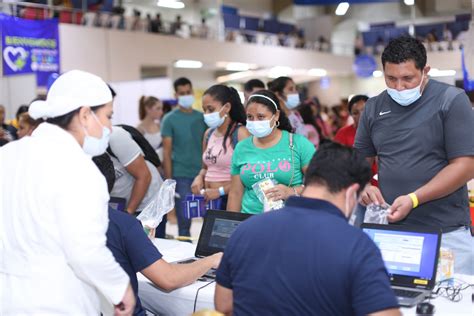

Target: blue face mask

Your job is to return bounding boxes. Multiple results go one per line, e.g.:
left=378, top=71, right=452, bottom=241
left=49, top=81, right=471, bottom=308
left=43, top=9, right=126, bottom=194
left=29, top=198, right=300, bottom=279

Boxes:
left=83, top=112, right=111, bottom=157
left=386, top=74, right=424, bottom=106
left=203, top=108, right=226, bottom=128
left=286, top=93, right=300, bottom=109
left=178, top=95, right=195, bottom=108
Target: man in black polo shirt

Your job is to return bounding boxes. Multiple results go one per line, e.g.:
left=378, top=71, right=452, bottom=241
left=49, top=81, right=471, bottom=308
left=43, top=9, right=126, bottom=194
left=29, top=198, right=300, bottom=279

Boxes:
left=354, top=36, right=474, bottom=274
left=215, top=143, right=400, bottom=316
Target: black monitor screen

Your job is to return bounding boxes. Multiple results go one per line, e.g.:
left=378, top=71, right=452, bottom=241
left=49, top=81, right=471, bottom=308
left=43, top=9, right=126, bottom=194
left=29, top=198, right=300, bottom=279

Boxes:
left=208, top=218, right=242, bottom=249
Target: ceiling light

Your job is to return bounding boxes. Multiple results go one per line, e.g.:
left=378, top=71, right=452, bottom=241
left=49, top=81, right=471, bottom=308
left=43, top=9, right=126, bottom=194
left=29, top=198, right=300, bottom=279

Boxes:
left=174, top=59, right=202, bottom=69
left=308, top=68, right=327, bottom=77
left=372, top=70, right=383, bottom=78
left=268, top=66, right=292, bottom=79
left=157, top=0, right=185, bottom=9
left=335, top=2, right=350, bottom=16
left=404, top=0, right=415, bottom=6
left=428, top=69, right=456, bottom=77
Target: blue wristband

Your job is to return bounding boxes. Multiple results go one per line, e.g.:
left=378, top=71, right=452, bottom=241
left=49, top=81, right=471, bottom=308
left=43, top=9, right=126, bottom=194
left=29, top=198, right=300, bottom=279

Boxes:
left=218, top=186, right=225, bottom=196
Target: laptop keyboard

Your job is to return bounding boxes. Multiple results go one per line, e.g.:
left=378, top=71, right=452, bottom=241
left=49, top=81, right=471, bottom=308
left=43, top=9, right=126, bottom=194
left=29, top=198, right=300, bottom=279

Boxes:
left=394, top=289, right=423, bottom=298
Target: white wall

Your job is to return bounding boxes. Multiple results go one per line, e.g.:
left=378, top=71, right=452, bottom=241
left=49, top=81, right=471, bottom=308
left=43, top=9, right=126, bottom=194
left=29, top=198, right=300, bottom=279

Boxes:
left=59, top=23, right=355, bottom=83
left=0, top=74, right=37, bottom=120
left=110, top=77, right=173, bottom=126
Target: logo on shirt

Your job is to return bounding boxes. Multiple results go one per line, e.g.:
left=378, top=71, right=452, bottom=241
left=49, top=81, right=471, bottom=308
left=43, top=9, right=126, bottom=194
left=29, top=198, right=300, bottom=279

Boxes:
left=205, top=146, right=222, bottom=165
left=242, top=159, right=292, bottom=180
left=379, top=110, right=391, bottom=116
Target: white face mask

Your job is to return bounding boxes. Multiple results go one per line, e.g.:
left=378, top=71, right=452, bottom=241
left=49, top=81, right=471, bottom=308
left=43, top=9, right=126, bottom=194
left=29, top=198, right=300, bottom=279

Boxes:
left=178, top=95, right=195, bottom=108
left=246, top=116, right=275, bottom=138
left=203, top=107, right=226, bottom=128
left=386, top=73, right=424, bottom=106
left=82, top=112, right=111, bottom=157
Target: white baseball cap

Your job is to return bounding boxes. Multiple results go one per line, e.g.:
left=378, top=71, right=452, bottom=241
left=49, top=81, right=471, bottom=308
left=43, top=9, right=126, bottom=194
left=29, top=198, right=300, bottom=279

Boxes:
left=29, top=70, right=112, bottom=120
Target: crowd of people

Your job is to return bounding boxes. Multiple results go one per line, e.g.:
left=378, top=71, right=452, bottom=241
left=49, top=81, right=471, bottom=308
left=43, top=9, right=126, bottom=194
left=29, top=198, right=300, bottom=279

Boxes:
left=1, top=36, right=473, bottom=315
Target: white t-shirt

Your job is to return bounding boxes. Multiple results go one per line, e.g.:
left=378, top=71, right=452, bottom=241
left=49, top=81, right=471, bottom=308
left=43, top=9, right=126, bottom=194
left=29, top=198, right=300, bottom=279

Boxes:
left=109, top=126, right=163, bottom=212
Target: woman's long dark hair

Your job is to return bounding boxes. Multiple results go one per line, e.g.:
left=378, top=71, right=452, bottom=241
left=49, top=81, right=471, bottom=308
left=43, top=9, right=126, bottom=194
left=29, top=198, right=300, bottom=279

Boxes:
left=246, top=90, right=292, bottom=133
left=203, top=84, right=246, bottom=153
left=297, top=100, right=323, bottom=139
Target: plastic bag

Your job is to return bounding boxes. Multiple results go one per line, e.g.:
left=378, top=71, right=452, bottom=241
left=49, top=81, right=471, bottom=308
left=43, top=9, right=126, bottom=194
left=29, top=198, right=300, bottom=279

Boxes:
left=363, top=203, right=390, bottom=224
left=137, top=179, right=176, bottom=235
left=252, top=178, right=284, bottom=212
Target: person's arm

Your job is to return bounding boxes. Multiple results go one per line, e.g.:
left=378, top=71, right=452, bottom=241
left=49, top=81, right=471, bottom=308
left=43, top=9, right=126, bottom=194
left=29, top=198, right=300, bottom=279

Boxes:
left=227, top=175, right=244, bottom=212
left=215, top=284, right=233, bottom=316
left=162, top=136, right=172, bottom=179
left=389, top=156, right=474, bottom=222
left=141, top=253, right=222, bottom=291
left=125, top=155, right=152, bottom=214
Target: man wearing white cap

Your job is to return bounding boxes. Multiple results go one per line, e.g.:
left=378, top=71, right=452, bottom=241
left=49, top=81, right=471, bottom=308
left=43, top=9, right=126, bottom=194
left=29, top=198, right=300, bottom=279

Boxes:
left=0, top=70, right=135, bottom=315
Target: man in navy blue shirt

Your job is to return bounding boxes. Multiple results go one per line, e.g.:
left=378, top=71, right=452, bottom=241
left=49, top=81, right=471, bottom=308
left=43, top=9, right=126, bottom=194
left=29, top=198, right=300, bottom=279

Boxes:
left=215, top=142, right=400, bottom=316
left=107, top=209, right=221, bottom=316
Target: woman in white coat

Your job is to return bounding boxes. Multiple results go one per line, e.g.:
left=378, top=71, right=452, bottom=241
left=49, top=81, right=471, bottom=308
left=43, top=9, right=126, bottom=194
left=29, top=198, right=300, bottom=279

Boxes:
left=0, top=70, right=135, bottom=315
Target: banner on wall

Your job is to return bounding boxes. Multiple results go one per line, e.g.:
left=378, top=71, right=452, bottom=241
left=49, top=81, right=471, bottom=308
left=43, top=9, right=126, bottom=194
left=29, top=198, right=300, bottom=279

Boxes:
left=1, top=14, right=60, bottom=87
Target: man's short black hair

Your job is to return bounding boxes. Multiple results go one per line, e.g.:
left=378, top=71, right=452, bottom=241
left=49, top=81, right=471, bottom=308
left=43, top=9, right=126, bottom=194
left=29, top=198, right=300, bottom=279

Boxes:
left=173, top=77, right=192, bottom=92
left=305, top=142, right=371, bottom=195
left=381, top=36, right=427, bottom=70
left=244, top=79, right=265, bottom=92
left=348, top=95, right=369, bottom=114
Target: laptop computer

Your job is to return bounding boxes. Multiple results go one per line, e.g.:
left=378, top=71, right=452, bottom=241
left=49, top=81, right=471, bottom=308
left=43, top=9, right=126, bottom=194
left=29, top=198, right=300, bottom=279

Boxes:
left=176, top=210, right=252, bottom=278
left=361, top=223, right=442, bottom=307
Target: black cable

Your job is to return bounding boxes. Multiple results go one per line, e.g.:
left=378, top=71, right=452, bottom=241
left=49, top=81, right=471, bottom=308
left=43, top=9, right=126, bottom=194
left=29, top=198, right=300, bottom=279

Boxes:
left=193, top=279, right=216, bottom=313
left=428, top=278, right=474, bottom=302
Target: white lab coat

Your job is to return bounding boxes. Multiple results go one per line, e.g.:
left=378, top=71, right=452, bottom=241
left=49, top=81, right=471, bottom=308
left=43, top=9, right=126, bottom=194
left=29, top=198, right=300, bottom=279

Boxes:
left=0, top=123, right=129, bottom=315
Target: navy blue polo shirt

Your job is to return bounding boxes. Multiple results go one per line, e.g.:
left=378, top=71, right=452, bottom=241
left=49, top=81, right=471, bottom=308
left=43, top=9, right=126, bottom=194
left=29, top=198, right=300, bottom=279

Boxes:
left=106, top=209, right=162, bottom=316
left=216, top=197, right=399, bottom=316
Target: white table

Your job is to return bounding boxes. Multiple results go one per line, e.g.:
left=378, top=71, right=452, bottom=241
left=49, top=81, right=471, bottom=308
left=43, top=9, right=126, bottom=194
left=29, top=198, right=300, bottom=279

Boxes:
left=137, top=239, right=215, bottom=316
left=138, top=239, right=473, bottom=316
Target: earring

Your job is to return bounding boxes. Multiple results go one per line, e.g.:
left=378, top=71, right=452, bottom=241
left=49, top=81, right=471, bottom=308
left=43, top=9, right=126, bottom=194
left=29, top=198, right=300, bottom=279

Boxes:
left=275, top=121, right=280, bottom=127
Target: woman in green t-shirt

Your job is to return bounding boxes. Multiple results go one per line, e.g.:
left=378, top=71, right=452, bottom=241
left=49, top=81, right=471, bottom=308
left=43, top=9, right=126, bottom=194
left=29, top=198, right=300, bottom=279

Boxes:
left=227, top=90, right=316, bottom=214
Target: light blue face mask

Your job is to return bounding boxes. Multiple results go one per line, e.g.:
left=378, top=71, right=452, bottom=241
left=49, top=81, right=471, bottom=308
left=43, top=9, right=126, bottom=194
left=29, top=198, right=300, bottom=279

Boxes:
left=203, top=107, right=226, bottom=128
left=386, top=74, right=424, bottom=106
left=178, top=95, right=195, bottom=108
left=246, top=115, right=275, bottom=138
left=82, top=112, right=111, bottom=157
left=286, top=93, right=300, bottom=109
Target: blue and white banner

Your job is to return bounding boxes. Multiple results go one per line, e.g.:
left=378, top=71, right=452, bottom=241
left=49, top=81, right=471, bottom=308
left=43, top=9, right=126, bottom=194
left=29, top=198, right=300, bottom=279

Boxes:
left=1, top=14, right=60, bottom=87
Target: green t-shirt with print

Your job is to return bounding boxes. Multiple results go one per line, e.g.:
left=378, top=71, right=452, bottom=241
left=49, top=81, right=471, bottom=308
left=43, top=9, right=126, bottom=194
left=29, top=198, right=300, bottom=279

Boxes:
left=231, top=130, right=316, bottom=214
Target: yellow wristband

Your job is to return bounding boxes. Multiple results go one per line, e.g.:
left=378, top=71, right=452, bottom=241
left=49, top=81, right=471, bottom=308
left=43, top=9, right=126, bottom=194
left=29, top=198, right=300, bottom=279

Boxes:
left=408, top=193, right=419, bottom=208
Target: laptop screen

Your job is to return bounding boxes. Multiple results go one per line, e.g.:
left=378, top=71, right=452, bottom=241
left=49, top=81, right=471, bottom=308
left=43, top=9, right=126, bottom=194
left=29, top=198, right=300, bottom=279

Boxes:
left=363, top=226, right=439, bottom=285
left=195, top=210, right=252, bottom=257
left=208, top=218, right=243, bottom=249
